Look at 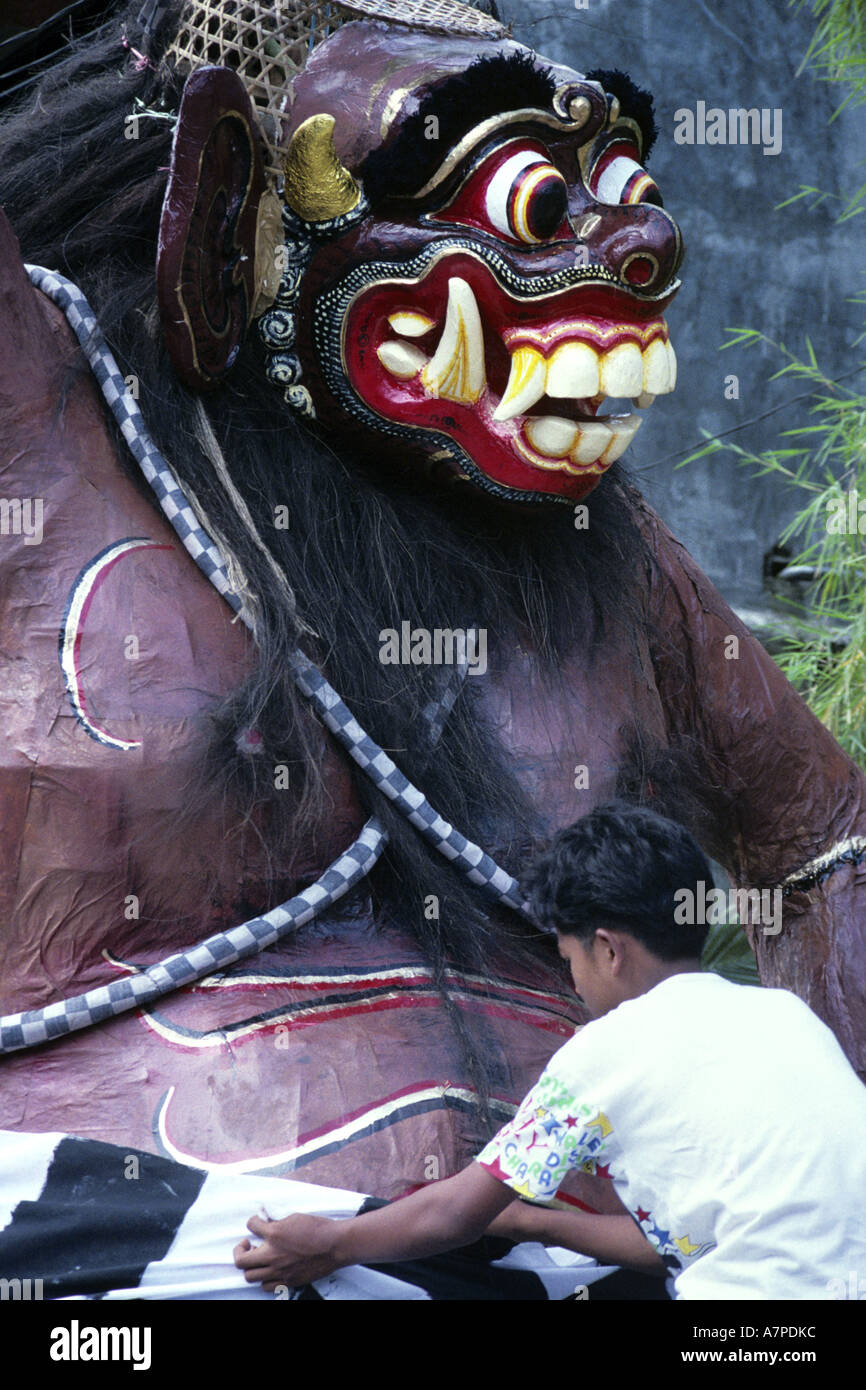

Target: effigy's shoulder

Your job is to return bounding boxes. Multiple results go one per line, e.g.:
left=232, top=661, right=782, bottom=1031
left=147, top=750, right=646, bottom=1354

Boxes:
left=0, top=207, right=77, bottom=425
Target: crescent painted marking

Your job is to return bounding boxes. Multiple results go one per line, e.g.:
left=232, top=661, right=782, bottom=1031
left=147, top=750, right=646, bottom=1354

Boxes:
left=153, top=1081, right=517, bottom=1175
left=59, top=537, right=172, bottom=751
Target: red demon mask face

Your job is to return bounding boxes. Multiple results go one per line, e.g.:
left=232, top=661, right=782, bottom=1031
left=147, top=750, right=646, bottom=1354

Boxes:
left=160, top=20, right=684, bottom=507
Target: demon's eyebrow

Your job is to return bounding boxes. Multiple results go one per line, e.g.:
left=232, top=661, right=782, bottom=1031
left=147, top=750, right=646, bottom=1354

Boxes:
left=585, top=67, right=658, bottom=159
left=361, top=50, right=557, bottom=205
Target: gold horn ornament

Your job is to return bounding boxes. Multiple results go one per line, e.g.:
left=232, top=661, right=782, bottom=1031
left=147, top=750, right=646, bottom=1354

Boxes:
left=282, top=114, right=361, bottom=222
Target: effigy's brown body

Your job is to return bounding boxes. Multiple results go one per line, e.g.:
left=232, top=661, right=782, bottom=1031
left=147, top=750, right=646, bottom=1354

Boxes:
left=1, top=5, right=865, bottom=1218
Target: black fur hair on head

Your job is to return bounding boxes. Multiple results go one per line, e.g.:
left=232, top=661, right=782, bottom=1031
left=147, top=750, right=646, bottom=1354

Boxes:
left=0, top=0, right=687, bottom=1122
left=586, top=67, right=658, bottom=159
left=361, top=50, right=556, bottom=205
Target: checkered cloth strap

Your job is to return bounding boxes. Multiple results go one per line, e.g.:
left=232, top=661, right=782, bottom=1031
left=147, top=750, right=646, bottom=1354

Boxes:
left=0, top=822, right=384, bottom=1052
left=291, top=653, right=527, bottom=911
left=25, top=265, right=242, bottom=614
left=0, top=822, right=389, bottom=1050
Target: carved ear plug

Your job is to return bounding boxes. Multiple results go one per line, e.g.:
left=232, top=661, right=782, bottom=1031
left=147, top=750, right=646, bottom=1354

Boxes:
left=253, top=186, right=285, bottom=318
left=256, top=111, right=371, bottom=420
left=156, top=66, right=267, bottom=391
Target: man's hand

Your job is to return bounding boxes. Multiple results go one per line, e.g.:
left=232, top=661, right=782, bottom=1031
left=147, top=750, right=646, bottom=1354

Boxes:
left=233, top=1164, right=514, bottom=1290
left=234, top=1213, right=340, bottom=1291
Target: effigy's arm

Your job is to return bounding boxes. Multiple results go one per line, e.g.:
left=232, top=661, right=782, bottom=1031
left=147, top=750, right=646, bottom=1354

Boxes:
left=638, top=497, right=866, bottom=1079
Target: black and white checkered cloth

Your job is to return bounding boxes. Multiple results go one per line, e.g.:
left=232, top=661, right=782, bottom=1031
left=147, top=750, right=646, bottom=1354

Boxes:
left=0, top=821, right=384, bottom=1052
left=290, top=650, right=527, bottom=913
left=0, top=268, right=530, bottom=1054
left=0, top=1130, right=614, bottom=1300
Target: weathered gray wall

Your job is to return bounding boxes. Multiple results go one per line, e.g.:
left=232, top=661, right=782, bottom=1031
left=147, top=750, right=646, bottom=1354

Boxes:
left=501, top=0, right=865, bottom=606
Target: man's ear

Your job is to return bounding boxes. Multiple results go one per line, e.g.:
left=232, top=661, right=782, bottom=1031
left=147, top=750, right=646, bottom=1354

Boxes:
left=594, top=927, right=625, bottom=971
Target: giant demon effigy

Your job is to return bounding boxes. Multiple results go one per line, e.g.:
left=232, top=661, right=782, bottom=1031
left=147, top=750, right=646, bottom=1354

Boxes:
left=0, top=0, right=864, bottom=1298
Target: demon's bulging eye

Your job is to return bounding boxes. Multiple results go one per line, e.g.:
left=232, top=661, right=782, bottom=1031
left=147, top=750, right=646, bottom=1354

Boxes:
left=588, top=134, right=663, bottom=208
left=485, top=148, right=569, bottom=243
left=431, top=140, right=571, bottom=246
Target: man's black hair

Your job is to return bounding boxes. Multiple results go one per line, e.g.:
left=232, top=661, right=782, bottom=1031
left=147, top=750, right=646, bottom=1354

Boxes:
left=524, top=801, right=712, bottom=960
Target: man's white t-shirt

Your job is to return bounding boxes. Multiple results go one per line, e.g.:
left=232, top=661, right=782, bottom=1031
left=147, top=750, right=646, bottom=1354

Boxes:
left=476, top=971, right=866, bottom=1299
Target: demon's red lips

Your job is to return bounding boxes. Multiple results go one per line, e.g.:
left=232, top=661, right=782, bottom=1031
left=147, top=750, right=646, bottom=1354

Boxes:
left=342, top=252, right=679, bottom=501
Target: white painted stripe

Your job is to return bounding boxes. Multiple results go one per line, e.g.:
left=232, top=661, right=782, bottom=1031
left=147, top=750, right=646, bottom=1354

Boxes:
left=59, top=538, right=158, bottom=751
left=155, top=1083, right=515, bottom=1173
left=138, top=981, right=574, bottom=1050
left=779, top=836, right=866, bottom=888
left=179, top=963, right=574, bottom=1005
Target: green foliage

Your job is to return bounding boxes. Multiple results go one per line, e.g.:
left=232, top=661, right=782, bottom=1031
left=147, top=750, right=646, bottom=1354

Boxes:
left=784, top=0, right=866, bottom=216
left=794, top=0, right=866, bottom=108
left=701, top=918, right=761, bottom=986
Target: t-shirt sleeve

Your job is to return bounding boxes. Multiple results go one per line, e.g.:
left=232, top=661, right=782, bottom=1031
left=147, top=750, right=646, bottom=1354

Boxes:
left=476, top=1044, right=612, bottom=1202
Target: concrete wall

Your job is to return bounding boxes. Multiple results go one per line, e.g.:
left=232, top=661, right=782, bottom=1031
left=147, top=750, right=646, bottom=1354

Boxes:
left=501, top=0, right=865, bottom=606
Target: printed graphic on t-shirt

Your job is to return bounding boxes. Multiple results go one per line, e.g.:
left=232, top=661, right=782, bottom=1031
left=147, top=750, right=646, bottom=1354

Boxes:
left=478, top=1063, right=714, bottom=1267
left=477, top=1068, right=612, bottom=1199
left=631, top=1205, right=714, bottom=1265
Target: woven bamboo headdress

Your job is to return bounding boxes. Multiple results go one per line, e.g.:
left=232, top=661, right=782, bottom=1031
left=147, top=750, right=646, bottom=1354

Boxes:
left=162, top=0, right=507, bottom=177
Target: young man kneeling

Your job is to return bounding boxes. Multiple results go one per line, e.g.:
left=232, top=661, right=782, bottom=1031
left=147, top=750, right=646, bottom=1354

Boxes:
left=234, top=802, right=866, bottom=1299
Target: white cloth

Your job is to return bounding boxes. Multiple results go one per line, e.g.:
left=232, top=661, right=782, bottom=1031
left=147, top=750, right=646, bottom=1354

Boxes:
left=0, top=1129, right=614, bottom=1301
left=476, top=971, right=866, bottom=1299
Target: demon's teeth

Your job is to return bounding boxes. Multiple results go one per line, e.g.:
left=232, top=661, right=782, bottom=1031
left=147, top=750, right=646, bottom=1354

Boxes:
left=643, top=338, right=673, bottom=394
left=519, top=411, right=643, bottom=468
left=600, top=412, right=642, bottom=463
left=546, top=342, right=599, bottom=399
left=572, top=421, right=613, bottom=465
left=377, top=341, right=428, bottom=379
left=524, top=415, right=580, bottom=457
left=421, top=277, right=485, bottom=404
left=388, top=310, right=435, bottom=338
left=600, top=342, right=644, bottom=398
left=500, top=335, right=674, bottom=419
left=493, top=347, right=547, bottom=421
left=666, top=340, right=678, bottom=389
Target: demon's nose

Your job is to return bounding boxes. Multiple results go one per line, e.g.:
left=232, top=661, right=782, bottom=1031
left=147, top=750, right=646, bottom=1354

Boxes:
left=574, top=202, right=685, bottom=295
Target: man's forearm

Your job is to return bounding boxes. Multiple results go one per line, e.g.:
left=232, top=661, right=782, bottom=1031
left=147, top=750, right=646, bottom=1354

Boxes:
left=332, top=1177, right=493, bottom=1267
left=506, top=1203, right=666, bottom=1274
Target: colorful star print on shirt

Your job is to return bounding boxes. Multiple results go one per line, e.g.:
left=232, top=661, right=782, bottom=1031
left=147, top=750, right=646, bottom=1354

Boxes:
left=477, top=1066, right=612, bottom=1200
